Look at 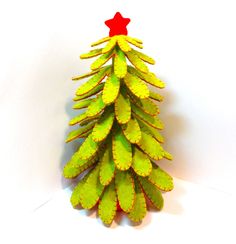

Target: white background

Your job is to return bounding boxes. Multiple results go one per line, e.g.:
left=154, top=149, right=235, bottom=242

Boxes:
left=0, top=0, right=236, bottom=242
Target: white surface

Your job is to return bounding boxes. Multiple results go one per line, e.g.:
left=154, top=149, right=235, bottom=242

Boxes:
left=20, top=178, right=235, bottom=244
left=0, top=0, right=236, bottom=238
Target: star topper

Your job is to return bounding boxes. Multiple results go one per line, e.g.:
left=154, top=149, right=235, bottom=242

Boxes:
left=105, top=12, right=131, bottom=37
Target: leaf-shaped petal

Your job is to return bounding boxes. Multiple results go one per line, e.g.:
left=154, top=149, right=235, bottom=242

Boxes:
left=132, top=104, right=164, bottom=129
left=115, top=170, right=135, bottom=212
left=102, top=37, right=117, bottom=53
left=102, top=73, right=120, bottom=104
left=70, top=173, right=90, bottom=207
left=128, top=178, right=147, bottom=222
left=92, top=107, right=114, bottom=142
left=76, top=67, right=109, bottom=96
left=72, top=99, right=93, bottom=109
left=72, top=69, right=99, bottom=81
left=132, top=49, right=155, bottom=64
left=149, top=91, right=164, bottom=102
left=148, top=164, right=174, bottom=192
left=139, top=72, right=165, bottom=88
left=114, top=48, right=127, bottom=78
left=117, top=36, right=132, bottom=52
left=126, top=51, right=148, bottom=73
left=90, top=51, right=114, bottom=70
left=98, top=181, right=117, bottom=225
left=138, top=120, right=164, bottom=143
left=122, top=117, right=141, bottom=144
left=132, top=147, right=152, bottom=177
left=136, top=131, right=165, bottom=160
left=138, top=176, right=164, bottom=210
left=77, top=134, right=100, bottom=160
left=114, top=88, right=131, bottom=124
left=73, top=83, right=104, bottom=101
left=66, top=121, right=96, bottom=143
left=69, top=112, right=88, bottom=126
left=112, top=127, right=132, bottom=170
left=124, top=72, right=149, bottom=99
left=80, top=48, right=103, bottom=59
left=80, top=164, right=105, bottom=209
left=91, top=36, right=111, bottom=47
left=86, top=94, right=105, bottom=117
left=125, top=36, right=143, bottom=49
left=99, top=144, right=115, bottom=185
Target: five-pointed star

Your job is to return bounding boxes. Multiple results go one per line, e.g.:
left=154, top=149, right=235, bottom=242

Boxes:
left=105, top=12, right=131, bottom=37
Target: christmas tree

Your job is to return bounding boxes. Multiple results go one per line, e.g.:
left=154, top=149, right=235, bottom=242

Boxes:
left=63, top=12, right=174, bottom=225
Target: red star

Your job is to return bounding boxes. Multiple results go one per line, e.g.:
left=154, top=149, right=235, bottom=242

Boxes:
left=105, top=12, right=131, bottom=37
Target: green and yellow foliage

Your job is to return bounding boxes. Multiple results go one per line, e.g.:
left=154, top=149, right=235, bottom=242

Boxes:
left=63, top=34, right=174, bottom=225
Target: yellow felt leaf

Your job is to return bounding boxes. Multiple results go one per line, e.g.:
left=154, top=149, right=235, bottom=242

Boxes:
left=116, top=35, right=132, bottom=52
left=76, top=66, right=110, bottom=96
left=69, top=112, right=88, bottom=126
left=132, top=97, right=159, bottom=116
left=132, top=147, right=152, bottom=177
left=80, top=48, right=103, bottom=59
left=112, top=127, right=132, bottom=171
left=114, top=47, right=127, bottom=78
left=90, top=50, right=114, bottom=70
left=125, top=36, right=143, bottom=49
left=136, top=131, right=165, bottom=160
left=114, top=88, right=131, bottom=124
left=72, top=69, right=99, bottom=81
left=102, top=36, right=117, bottom=53
left=132, top=49, right=155, bottom=64
left=102, top=73, right=120, bottom=104
left=124, top=72, right=149, bottom=99
left=115, top=170, right=135, bottom=212
left=126, top=51, right=149, bottom=73
left=163, top=151, right=173, bottom=160
left=139, top=72, right=165, bottom=88
left=98, top=181, right=117, bottom=225
left=86, top=94, right=105, bottom=117
left=149, top=90, right=164, bottom=102
left=121, top=117, right=141, bottom=144
left=72, top=98, right=93, bottom=109
left=91, top=36, right=111, bottom=47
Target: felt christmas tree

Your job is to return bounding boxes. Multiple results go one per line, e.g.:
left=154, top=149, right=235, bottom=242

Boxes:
left=63, top=12, right=174, bottom=225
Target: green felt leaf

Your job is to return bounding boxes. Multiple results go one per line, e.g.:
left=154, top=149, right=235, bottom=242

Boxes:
left=128, top=178, right=147, bottom=222
left=124, top=72, right=149, bottom=99
left=122, top=117, right=141, bottom=144
left=132, top=49, right=155, bottom=64
left=70, top=173, right=90, bottom=207
left=138, top=176, right=164, bottom=210
left=73, top=83, right=104, bottom=101
left=98, top=181, right=117, bottom=225
left=77, top=134, right=100, bottom=160
left=163, top=151, right=173, bottom=160
left=91, top=36, right=111, bottom=47
left=90, top=50, right=114, bottom=70
left=114, top=47, right=127, bottom=78
left=99, top=144, right=115, bottom=185
left=66, top=121, right=96, bottom=143
left=80, top=164, right=105, bottom=209
left=126, top=51, right=149, bottom=73
left=112, top=127, right=132, bottom=170
left=102, top=37, right=117, bottom=54
left=92, top=107, right=115, bottom=142
left=76, top=67, right=110, bottom=96
left=79, top=128, right=93, bottom=138
left=102, top=73, right=120, bottom=104
left=80, top=48, right=103, bottom=59
left=139, top=72, right=165, bottom=88
left=86, top=94, right=105, bottom=117
left=132, top=104, right=164, bottom=129
left=125, top=36, right=143, bottom=49
left=138, top=120, right=164, bottom=143
left=136, top=131, right=165, bottom=160
left=149, top=91, right=164, bottom=102
left=132, top=147, right=152, bottom=177
left=72, top=99, right=93, bottom=109
left=63, top=157, right=97, bottom=179
left=134, top=98, right=159, bottom=116
left=72, top=69, right=99, bottom=81
left=148, top=164, right=174, bottom=192
left=116, top=35, right=132, bottom=52
left=69, top=112, right=88, bottom=126
left=79, top=114, right=99, bottom=126
left=114, top=88, right=131, bottom=124
left=115, top=170, right=135, bottom=212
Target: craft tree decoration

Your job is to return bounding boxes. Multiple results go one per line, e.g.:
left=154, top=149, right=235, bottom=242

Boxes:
left=63, top=12, right=174, bottom=225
